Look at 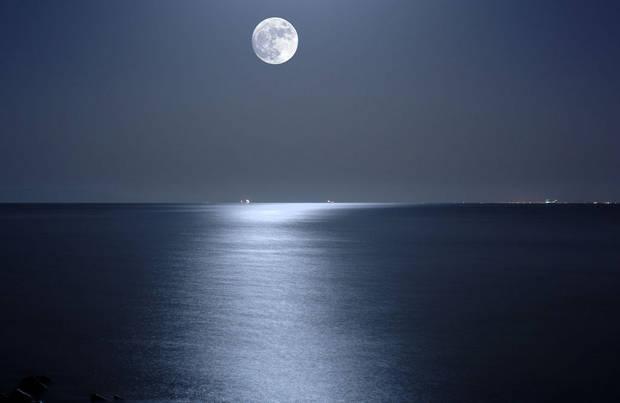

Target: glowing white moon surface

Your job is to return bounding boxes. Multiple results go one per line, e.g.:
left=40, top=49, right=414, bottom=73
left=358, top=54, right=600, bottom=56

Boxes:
left=252, top=17, right=298, bottom=65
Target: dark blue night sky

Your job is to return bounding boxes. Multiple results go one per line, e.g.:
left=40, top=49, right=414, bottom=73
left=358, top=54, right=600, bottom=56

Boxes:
left=1, top=0, right=618, bottom=202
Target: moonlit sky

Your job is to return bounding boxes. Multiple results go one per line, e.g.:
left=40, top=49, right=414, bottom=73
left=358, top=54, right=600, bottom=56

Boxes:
left=0, top=0, right=618, bottom=202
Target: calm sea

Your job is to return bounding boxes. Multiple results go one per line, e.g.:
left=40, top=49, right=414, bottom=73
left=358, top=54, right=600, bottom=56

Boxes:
left=1, top=203, right=619, bottom=402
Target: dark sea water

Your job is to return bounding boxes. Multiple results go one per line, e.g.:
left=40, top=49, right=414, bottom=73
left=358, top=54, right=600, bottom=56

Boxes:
left=1, top=203, right=620, bottom=402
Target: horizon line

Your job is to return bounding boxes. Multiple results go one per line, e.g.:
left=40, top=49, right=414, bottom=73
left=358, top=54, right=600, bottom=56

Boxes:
left=0, top=201, right=617, bottom=205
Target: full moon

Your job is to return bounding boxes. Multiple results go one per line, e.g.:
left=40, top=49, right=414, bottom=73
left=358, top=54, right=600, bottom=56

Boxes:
left=252, top=17, right=298, bottom=65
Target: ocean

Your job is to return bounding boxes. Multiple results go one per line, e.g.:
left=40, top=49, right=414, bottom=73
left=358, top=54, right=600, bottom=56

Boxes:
left=1, top=203, right=619, bottom=402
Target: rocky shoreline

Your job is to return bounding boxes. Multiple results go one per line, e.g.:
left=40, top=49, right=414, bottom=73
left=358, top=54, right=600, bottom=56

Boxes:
left=0, top=376, right=123, bottom=403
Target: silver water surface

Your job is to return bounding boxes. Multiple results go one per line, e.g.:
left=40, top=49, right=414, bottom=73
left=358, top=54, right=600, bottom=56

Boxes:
left=1, top=203, right=620, bottom=401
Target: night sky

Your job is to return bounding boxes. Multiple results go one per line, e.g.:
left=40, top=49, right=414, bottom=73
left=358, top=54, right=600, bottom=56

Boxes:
left=1, top=0, right=618, bottom=202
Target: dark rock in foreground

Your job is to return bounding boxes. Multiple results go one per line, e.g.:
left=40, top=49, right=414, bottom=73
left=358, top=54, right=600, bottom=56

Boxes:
left=1, top=375, right=51, bottom=403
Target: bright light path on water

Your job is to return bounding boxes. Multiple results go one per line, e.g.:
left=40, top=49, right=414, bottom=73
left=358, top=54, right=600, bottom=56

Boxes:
left=225, top=203, right=346, bottom=224
left=174, top=203, right=384, bottom=400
